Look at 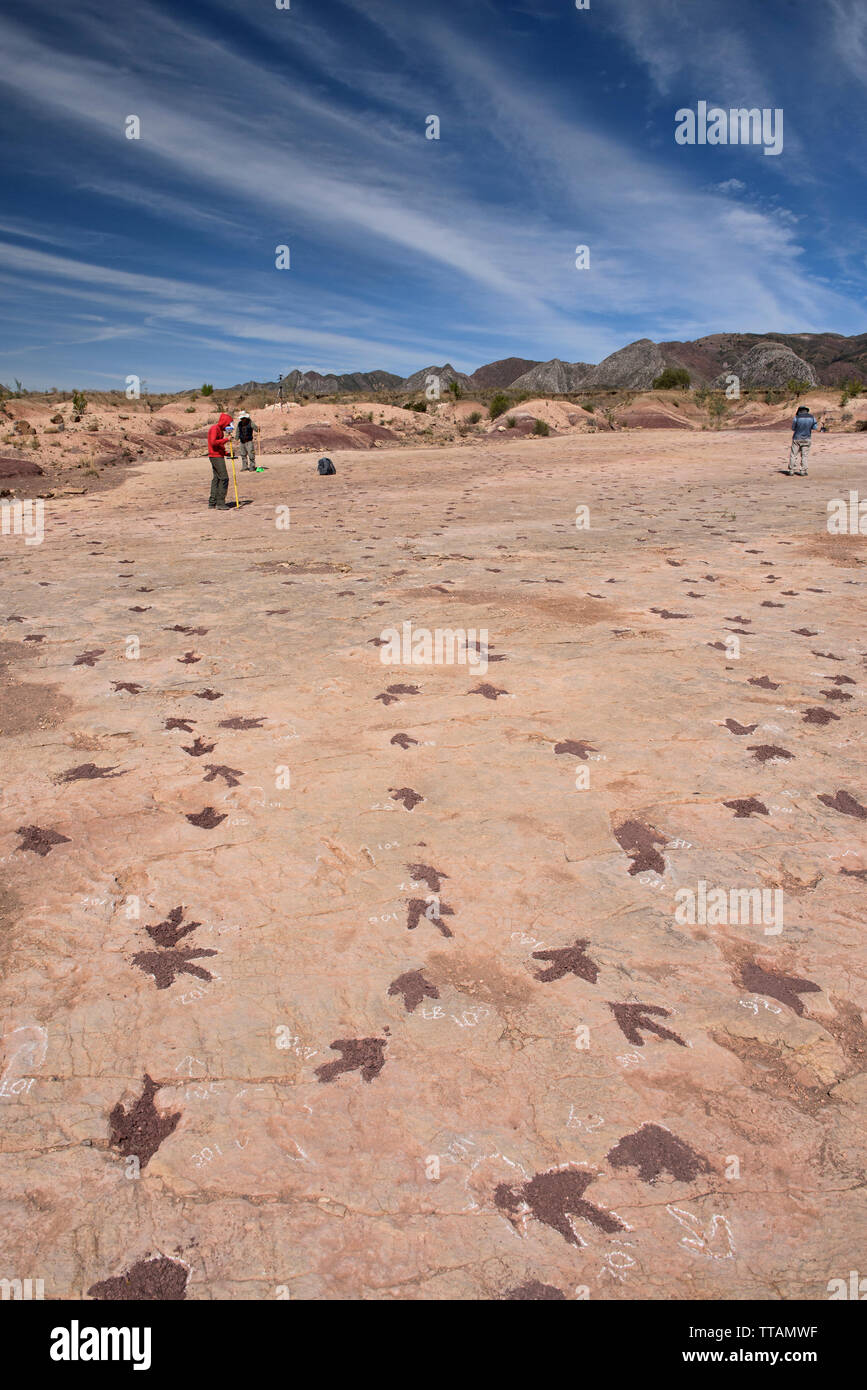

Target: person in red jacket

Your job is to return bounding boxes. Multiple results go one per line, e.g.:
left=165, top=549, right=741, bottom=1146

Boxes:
left=207, top=412, right=234, bottom=508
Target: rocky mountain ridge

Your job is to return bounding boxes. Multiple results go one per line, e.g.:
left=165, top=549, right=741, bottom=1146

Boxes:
left=223, top=331, right=867, bottom=396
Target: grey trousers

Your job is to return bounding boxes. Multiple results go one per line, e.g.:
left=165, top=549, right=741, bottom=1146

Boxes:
left=209, top=456, right=229, bottom=505
left=238, top=439, right=256, bottom=469
left=789, top=440, right=810, bottom=473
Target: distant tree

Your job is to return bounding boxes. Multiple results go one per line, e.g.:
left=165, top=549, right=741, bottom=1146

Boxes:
left=652, top=367, right=691, bottom=390
left=72, top=390, right=87, bottom=419
left=489, top=392, right=510, bottom=419
left=448, top=380, right=462, bottom=400
left=840, top=377, right=863, bottom=406
left=201, top=383, right=214, bottom=397
left=785, top=378, right=811, bottom=396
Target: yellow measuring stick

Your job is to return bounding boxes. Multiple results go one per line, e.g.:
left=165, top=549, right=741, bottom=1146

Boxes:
left=229, top=440, right=240, bottom=508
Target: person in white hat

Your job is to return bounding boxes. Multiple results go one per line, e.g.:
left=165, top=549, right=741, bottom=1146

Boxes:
left=235, top=410, right=260, bottom=471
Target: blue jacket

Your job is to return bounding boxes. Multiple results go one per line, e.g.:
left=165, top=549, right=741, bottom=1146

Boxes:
left=792, top=414, right=817, bottom=440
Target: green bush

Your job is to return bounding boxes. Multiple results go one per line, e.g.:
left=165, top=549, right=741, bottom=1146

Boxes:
left=652, top=367, right=691, bottom=390
left=489, top=392, right=510, bottom=419
left=467, top=411, right=482, bottom=425
left=785, top=378, right=811, bottom=396
left=840, top=377, right=863, bottom=406
left=72, top=389, right=87, bottom=418
left=580, top=401, right=596, bottom=413
left=506, top=415, right=517, bottom=428
left=533, top=418, right=550, bottom=436
left=201, top=383, right=214, bottom=397
left=448, top=380, right=462, bottom=400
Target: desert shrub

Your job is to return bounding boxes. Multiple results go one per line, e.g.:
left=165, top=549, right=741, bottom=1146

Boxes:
left=72, top=390, right=87, bottom=418
left=489, top=393, right=510, bottom=419
left=448, top=380, right=462, bottom=400
left=785, top=378, right=811, bottom=396
left=840, top=377, right=863, bottom=406
left=652, top=367, right=691, bottom=389
left=580, top=401, right=596, bottom=413
left=533, top=418, right=550, bottom=436
left=854, top=420, right=867, bottom=431
left=201, top=383, right=214, bottom=396
left=506, top=416, right=517, bottom=429
left=408, top=401, right=427, bottom=413
left=468, top=411, right=482, bottom=424
left=185, top=406, right=195, bottom=413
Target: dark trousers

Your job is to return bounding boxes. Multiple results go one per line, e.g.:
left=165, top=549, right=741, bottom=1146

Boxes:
left=209, top=456, right=229, bottom=506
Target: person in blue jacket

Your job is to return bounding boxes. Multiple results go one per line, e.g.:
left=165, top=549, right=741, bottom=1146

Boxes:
left=786, top=405, right=819, bottom=475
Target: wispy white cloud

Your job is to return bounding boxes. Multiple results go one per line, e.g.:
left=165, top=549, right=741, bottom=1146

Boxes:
left=0, top=0, right=863, bottom=388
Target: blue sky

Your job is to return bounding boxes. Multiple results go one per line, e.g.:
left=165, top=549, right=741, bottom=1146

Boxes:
left=0, top=0, right=865, bottom=390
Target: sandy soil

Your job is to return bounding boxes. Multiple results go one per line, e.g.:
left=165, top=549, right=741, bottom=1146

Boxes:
left=0, top=429, right=864, bottom=1301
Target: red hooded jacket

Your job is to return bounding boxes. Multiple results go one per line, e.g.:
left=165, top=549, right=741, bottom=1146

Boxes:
left=208, top=413, right=233, bottom=458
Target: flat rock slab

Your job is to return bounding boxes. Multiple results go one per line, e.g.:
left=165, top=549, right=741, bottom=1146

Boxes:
left=0, top=432, right=864, bottom=1300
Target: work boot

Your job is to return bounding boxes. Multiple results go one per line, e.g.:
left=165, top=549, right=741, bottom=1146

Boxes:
left=214, top=502, right=231, bottom=510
